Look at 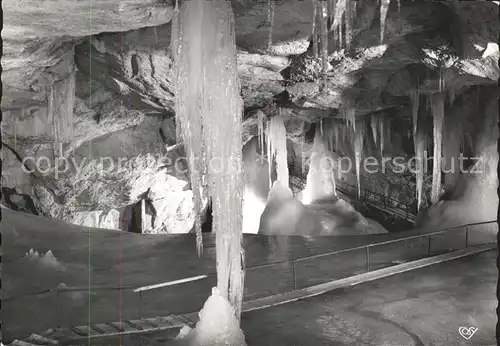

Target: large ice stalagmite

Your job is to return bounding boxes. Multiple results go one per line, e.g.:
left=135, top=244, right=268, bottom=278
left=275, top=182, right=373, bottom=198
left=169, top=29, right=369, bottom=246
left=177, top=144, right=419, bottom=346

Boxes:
left=172, top=0, right=245, bottom=325
left=266, top=113, right=289, bottom=189
left=302, top=124, right=337, bottom=204
left=242, top=137, right=270, bottom=234
left=430, top=92, right=445, bottom=203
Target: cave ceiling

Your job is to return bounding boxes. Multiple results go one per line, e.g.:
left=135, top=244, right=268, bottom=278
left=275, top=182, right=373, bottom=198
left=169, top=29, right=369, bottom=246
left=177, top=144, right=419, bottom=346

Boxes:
left=2, top=0, right=498, bottom=127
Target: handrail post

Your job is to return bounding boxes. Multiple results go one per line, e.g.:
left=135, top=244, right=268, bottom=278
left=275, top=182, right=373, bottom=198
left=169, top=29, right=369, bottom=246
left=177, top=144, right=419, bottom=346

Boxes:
left=428, top=235, right=432, bottom=255
left=56, top=288, right=60, bottom=328
left=465, top=226, right=468, bottom=248
left=138, top=290, right=143, bottom=319
left=366, top=246, right=370, bottom=272
left=292, top=261, right=297, bottom=291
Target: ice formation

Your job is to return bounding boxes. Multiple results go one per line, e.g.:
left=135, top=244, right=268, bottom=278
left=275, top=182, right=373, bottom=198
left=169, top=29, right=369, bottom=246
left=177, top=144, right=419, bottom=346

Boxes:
left=380, top=0, right=391, bottom=43
left=410, top=89, right=420, bottom=137
left=443, top=111, right=462, bottom=191
left=24, top=248, right=65, bottom=271
left=431, top=92, right=445, bottom=203
left=353, top=121, right=364, bottom=197
left=302, top=125, right=337, bottom=204
left=188, top=287, right=247, bottom=346
left=172, top=0, right=245, bottom=318
left=320, top=0, right=329, bottom=87
left=266, top=113, right=289, bottom=189
left=370, top=114, right=378, bottom=147
left=257, top=111, right=266, bottom=153
left=410, top=90, right=425, bottom=210
left=379, top=115, right=385, bottom=157
left=345, top=0, right=353, bottom=49
left=343, top=104, right=356, bottom=131
left=312, top=0, right=319, bottom=57
left=267, top=0, right=275, bottom=49
left=48, top=69, right=76, bottom=157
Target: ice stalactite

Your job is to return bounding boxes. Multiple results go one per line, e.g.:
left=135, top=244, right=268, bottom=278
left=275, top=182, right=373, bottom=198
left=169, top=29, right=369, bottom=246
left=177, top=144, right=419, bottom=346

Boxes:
left=267, top=0, right=275, bottom=50
left=448, top=87, right=456, bottom=107
left=379, top=116, right=385, bottom=157
left=411, top=91, right=425, bottom=210
left=172, top=0, right=245, bottom=319
left=171, top=0, right=206, bottom=257
left=312, top=0, right=319, bottom=58
left=442, top=112, right=462, bottom=192
left=410, top=89, right=420, bottom=137
left=370, top=114, right=378, bottom=148
left=266, top=114, right=289, bottom=188
left=332, top=0, right=346, bottom=49
left=345, top=0, right=353, bottom=50
left=431, top=92, right=445, bottom=204
left=333, top=121, right=341, bottom=154
left=414, top=116, right=426, bottom=211
left=380, top=0, right=391, bottom=43
left=353, top=121, right=364, bottom=197
left=257, top=111, right=266, bottom=153
left=438, top=67, right=445, bottom=92
left=343, top=104, right=356, bottom=131
left=320, top=0, right=329, bottom=88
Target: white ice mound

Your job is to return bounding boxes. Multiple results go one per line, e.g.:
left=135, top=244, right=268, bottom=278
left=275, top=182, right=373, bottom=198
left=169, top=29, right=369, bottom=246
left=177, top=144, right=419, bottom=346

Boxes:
left=24, top=248, right=65, bottom=270
left=189, top=287, right=247, bottom=346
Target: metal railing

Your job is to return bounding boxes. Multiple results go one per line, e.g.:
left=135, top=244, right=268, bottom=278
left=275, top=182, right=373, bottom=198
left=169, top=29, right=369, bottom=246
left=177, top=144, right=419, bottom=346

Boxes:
left=4, top=220, right=497, bottom=333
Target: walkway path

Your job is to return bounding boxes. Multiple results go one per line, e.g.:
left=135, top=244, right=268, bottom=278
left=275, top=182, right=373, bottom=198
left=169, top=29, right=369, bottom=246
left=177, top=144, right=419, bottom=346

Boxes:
left=56, top=248, right=495, bottom=346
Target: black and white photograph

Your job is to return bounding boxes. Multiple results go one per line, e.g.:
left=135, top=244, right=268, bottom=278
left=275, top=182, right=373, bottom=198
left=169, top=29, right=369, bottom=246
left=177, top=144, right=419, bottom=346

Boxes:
left=1, top=0, right=499, bottom=345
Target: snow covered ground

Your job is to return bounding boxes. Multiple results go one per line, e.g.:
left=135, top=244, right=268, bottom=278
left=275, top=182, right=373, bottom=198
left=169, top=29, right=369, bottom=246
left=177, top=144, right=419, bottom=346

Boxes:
left=2, top=208, right=495, bottom=342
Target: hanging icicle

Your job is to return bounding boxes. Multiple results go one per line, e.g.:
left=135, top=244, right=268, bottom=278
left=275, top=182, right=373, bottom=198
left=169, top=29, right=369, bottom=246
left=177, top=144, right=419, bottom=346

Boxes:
left=312, top=0, right=319, bottom=58
left=171, top=0, right=206, bottom=257
left=397, top=0, right=401, bottom=13
left=430, top=92, right=445, bottom=204
left=345, top=0, right=353, bottom=50
left=353, top=121, right=364, bottom=197
left=267, top=0, right=275, bottom=50
left=438, top=66, right=445, bottom=92
left=343, top=105, right=356, bottom=131
left=173, top=0, right=246, bottom=319
left=379, top=115, right=385, bottom=157
left=380, top=0, right=391, bottom=44
left=414, top=124, right=426, bottom=211
left=320, top=0, right=329, bottom=88
left=448, top=87, right=456, bottom=107
left=370, top=114, right=378, bottom=147
left=257, top=111, right=266, bottom=152
left=410, top=89, right=420, bottom=137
